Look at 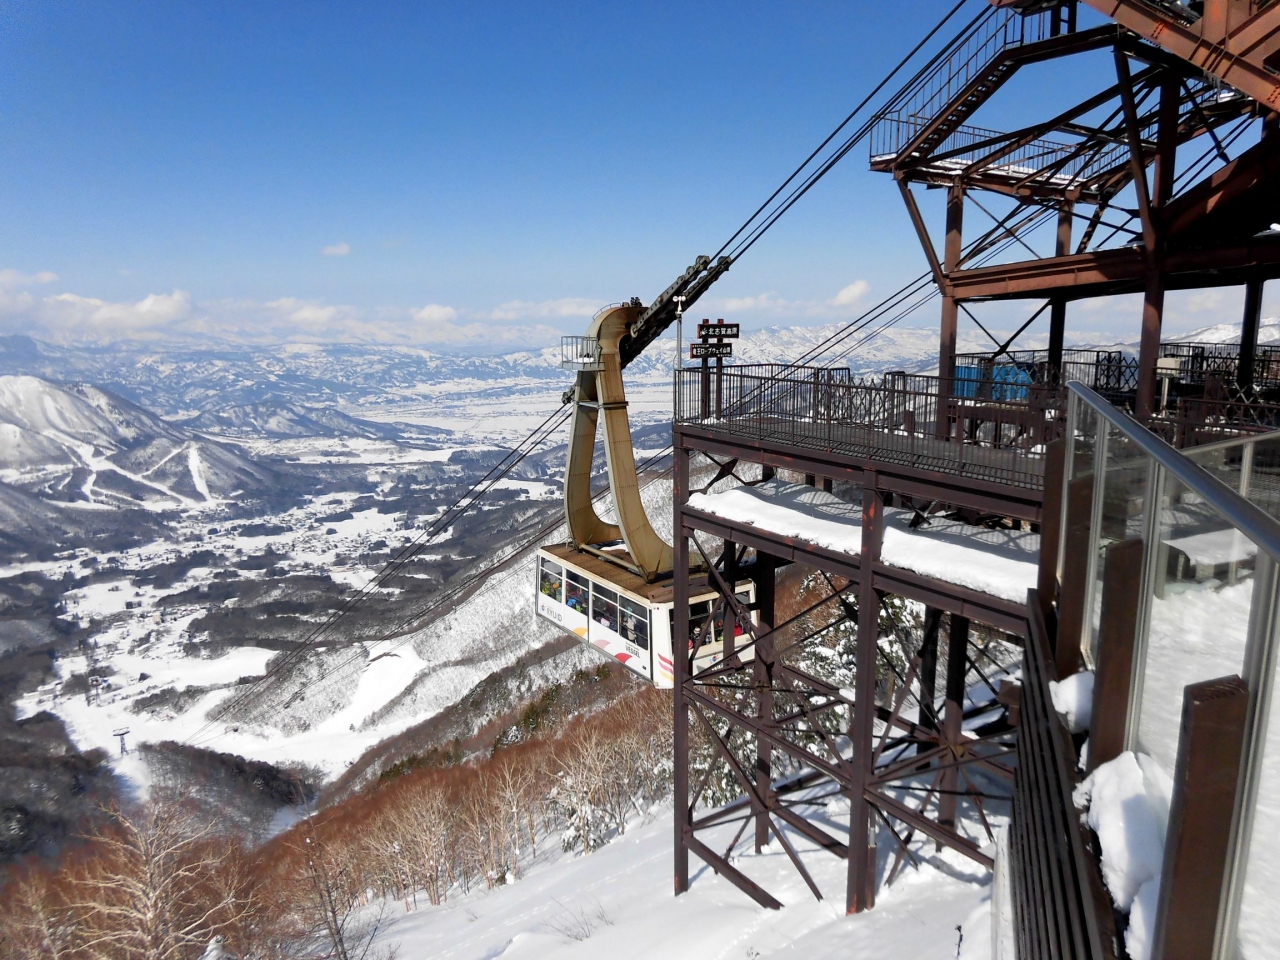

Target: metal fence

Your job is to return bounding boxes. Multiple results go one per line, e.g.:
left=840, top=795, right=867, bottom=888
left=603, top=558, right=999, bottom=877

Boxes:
left=1159, top=340, right=1280, bottom=391
left=953, top=348, right=1139, bottom=396
left=675, top=365, right=1063, bottom=489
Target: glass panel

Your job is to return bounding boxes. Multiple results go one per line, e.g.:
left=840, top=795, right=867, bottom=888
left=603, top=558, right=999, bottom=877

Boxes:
left=1087, top=423, right=1150, bottom=667
left=1183, top=439, right=1247, bottom=496
left=565, top=570, right=589, bottom=613
left=591, top=584, right=619, bottom=632
left=1136, top=470, right=1258, bottom=777
left=619, top=596, right=649, bottom=650
left=1068, top=402, right=1098, bottom=484
left=1234, top=600, right=1280, bottom=959
left=539, top=557, right=563, bottom=603
left=1246, top=436, right=1280, bottom=521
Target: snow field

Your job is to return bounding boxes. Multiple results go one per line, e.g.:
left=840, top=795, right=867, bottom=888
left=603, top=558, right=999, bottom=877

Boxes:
left=370, top=803, right=996, bottom=960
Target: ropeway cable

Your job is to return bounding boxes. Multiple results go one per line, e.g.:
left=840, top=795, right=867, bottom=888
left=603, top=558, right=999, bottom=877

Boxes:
left=185, top=444, right=677, bottom=748
left=181, top=401, right=574, bottom=746
left=713, top=0, right=988, bottom=264
left=184, top=2, right=1019, bottom=742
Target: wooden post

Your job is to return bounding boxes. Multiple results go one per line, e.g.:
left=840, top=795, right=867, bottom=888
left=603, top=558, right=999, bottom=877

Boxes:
left=673, top=444, right=691, bottom=895
left=1055, top=474, right=1094, bottom=678
left=849, top=474, right=883, bottom=913
left=1150, top=676, right=1250, bottom=960
left=1088, top=538, right=1145, bottom=771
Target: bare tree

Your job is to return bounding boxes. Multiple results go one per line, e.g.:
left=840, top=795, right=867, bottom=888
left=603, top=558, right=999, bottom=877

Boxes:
left=64, top=799, right=253, bottom=960
left=0, top=867, right=76, bottom=960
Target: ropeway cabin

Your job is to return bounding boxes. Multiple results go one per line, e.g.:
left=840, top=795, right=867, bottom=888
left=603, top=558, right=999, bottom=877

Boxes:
left=535, top=543, right=755, bottom=687
left=534, top=300, right=757, bottom=687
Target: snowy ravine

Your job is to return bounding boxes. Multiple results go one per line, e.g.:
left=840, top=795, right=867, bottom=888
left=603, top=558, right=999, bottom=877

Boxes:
left=367, top=804, right=998, bottom=960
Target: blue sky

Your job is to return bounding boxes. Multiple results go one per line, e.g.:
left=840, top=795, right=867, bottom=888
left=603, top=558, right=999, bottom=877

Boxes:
left=0, top=1, right=1266, bottom=349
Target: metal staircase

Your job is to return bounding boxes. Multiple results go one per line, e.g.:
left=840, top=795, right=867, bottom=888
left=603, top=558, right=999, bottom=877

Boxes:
left=870, top=6, right=1067, bottom=165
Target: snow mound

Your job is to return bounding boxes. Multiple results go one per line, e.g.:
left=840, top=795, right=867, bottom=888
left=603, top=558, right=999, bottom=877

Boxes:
left=1049, top=670, right=1094, bottom=734
left=1073, top=751, right=1174, bottom=960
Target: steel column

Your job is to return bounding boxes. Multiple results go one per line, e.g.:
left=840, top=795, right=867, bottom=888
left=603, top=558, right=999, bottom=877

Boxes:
left=754, top=552, right=776, bottom=853
left=939, top=182, right=965, bottom=402
left=1130, top=70, right=1181, bottom=421
left=849, top=475, right=883, bottom=913
left=1048, top=202, right=1074, bottom=375
left=1241, top=279, right=1264, bottom=392
left=938, top=614, right=970, bottom=835
left=918, top=606, right=943, bottom=744
left=673, top=445, right=691, bottom=895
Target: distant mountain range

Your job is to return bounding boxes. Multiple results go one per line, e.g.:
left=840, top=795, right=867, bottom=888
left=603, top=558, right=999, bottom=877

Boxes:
left=0, top=326, right=1013, bottom=423
left=1, top=314, right=1267, bottom=442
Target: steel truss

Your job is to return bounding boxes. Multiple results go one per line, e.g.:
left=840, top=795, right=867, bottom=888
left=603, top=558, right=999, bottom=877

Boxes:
left=672, top=443, right=1026, bottom=913
left=872, top=0, right=1280, bottom=421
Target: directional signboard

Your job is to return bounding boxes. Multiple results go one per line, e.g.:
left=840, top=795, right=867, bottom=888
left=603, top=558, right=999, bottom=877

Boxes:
left=697, top=321, right=740, bottom=340
left=690, top=342, right=733, bottom=359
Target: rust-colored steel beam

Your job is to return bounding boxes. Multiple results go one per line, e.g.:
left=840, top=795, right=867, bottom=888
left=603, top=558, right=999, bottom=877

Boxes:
left=1163, top=129, right=1280, bottom=241
left=682, top=504, right=1032, bottom=635
left=686, top=835, right=783, bottom=910
left=1081, top=1, right=1280, bottom=108
left=947, top=234, right=1280, bottom=300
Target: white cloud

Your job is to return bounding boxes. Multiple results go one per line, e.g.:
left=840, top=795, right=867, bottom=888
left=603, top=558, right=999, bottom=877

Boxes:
left=413, top=303, right=459, bottom=324
left=831, top=280, right=869, bottom=308
left=266, top=296, right=349, bottom=327
left=486, top=297, right=599, bottom=321
left=44, top=289, right=194, bottom=330
left=321, top=242, right=351, bottom=257
left=0, top=268, right=58, bottom=288
left=707, top=280, right=872, bottom=320
left=0, top=265, right=573, bottom=351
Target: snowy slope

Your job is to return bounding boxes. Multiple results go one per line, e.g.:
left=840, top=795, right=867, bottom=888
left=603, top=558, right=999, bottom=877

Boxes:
left=369, top=804, right=996, bottom=960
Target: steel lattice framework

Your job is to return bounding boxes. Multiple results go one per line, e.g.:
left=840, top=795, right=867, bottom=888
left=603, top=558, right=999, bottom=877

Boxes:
left=669, top=0, right=1280, bottom=922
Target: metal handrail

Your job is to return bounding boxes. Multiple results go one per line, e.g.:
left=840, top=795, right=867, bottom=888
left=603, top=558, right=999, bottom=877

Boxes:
left=1069, top=380, right=1280, bottom=561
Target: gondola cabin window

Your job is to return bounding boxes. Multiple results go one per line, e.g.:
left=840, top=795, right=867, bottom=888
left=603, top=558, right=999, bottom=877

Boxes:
left=539, top=557, right=563, bottom=603
left=565, top=570, right=589, bottom=613
left=619, top=596, right=650, bottom=650
left=592, top=583, right=620, bottom=632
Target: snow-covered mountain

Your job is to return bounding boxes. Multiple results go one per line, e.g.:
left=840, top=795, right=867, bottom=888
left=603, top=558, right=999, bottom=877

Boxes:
left=0, top=374, right=277, bottom=508
left=176, top=400, right=419, bottom=441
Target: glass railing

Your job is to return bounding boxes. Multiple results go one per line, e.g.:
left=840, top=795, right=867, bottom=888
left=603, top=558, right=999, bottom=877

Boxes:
left=1061, top=381, right=1280, bottom=958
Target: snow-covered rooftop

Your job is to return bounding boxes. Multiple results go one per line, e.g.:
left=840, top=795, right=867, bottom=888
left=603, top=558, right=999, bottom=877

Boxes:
left=686, top=480, right=1039, bottom=603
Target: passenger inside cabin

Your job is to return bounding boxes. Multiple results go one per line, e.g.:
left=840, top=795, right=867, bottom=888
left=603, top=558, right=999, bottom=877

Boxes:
left=565, top=572, right=589, bottom=611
